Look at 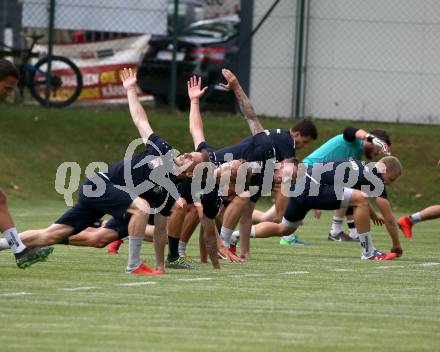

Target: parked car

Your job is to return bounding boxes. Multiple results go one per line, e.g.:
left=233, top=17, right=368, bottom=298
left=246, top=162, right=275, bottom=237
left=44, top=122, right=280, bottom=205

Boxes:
left=137, top=15, right=240, bottom=108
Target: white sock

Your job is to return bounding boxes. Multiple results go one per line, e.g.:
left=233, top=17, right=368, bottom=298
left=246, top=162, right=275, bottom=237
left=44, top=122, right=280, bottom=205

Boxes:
left=250, top=225, right=256, bottom=238
left=349, top=228, right=358, bottom=239
left=409, top=212, right=422, bottom=224
left=220, top=227, right=234, bottom=247
left=0, top=237, right=11, bottom=250
left=347, top=220, right=358, bottom=239
left=127, top=236, right=143, bottom=270
left=178, top=240, right=187, bottom=256
left=330, top=217, right=343, bottom=236
left=3, top=228, right=26, bottom=254
left=231, top=230, right=240, bottom=244
left=358, top=232, right=374, bottom=258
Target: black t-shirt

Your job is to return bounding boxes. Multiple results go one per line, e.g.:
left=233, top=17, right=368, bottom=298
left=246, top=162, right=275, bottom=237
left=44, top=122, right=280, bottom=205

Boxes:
left=196, top=141, right=218, bottom=164
left=106, top=134, right=173, bottom=186
left=196, top=141, right=223, bottom=218
left=265, top=129, right=296, bottom=162
left=306, top=159, right=387, bottom=198
left=215, top=131, right=275, bottom=163
left=105, top=134, right=180, bottom=211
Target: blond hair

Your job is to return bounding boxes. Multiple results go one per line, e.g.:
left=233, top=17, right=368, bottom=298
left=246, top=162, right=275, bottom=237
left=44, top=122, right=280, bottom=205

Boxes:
left=377, top=156, right=402, bottom=177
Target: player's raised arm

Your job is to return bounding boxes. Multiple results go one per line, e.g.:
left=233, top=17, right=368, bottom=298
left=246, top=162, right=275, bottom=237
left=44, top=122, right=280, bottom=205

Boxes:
left=120, top=68, right=153, bottom=142
left=187, top=75, right=208, bottom=149
left=220, top=68, right=264, bottom=136
left=343, top=127, right=391, bottom=155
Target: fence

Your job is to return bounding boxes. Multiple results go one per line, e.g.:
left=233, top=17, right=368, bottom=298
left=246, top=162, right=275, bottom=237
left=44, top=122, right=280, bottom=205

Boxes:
left=1, top=0, right=440, bottom=124
left=249, top=0, right=440, bottom=124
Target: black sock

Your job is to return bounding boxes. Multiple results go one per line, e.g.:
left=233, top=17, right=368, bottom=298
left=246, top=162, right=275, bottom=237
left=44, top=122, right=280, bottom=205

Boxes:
left=347, top=220, right=355, bottom=229
left=168, top=236, right=180, bottom=261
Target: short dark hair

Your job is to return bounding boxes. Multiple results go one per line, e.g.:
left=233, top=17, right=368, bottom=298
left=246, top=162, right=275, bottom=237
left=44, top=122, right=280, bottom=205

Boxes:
left=0, top=59, right=19, bottom=81
left=291, top=118, right=318, bottom=140
left=370, top=129, right=391, bottom=146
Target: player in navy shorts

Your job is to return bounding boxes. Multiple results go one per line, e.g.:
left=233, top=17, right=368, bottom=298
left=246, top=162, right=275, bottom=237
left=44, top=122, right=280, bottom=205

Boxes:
left=216, top=69, right=317, bottom=259
left=16, top=68, right=208, bottom=274
left=250, top=157, right=404, bottom=260
left=166, top=75, right=245, bottom=268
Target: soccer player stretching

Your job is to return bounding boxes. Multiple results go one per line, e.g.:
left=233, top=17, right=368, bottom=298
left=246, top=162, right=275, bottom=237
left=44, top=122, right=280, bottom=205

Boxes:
left=15, top=68, right=206, bottom=274
left=250, top=157, right=404, bottom=260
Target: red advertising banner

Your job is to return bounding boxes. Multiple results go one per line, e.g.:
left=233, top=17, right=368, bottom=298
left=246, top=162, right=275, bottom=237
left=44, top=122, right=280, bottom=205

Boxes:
left=78, top=63, right=144, bottom=101
left=35, top=35, right=151, bottom=103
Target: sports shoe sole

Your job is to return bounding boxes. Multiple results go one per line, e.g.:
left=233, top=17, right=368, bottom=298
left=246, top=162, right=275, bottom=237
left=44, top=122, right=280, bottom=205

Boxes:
left=127, top=270, right=164, bottom=275
left=280, top=240, right=310, bottom=246
left=18, top=247, right=54, bottom=269
left=165, top=264, right=194, bottom=270
left=327, top=235, right=342, bottom=242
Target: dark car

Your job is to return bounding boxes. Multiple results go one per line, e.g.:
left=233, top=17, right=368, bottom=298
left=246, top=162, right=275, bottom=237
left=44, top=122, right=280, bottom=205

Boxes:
left=137, top=15, right=240, bottom=108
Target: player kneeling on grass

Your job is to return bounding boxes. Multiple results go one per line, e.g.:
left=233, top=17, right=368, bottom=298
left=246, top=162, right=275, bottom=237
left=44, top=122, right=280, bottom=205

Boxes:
left=250, top=156, right=404, bottom=260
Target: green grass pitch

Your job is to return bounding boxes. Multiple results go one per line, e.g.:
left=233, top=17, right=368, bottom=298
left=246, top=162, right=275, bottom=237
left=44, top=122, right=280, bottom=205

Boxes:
left=1, top=201, right=439, bottom=352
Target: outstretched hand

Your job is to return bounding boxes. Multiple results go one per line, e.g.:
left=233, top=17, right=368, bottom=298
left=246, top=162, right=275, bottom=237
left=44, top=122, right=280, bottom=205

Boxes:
left=187, top=75, right=208, bottom=101
left=367, top=133, right=391, bottom=155
left=219, top=246, right=244, bottom=263
left=371, top=211, right=385, bottom=226
left=314, top=209, right=322, bottom=219
left=120, top=67, right=137, bottom=91
left=220, top=68, right=239, bottom=91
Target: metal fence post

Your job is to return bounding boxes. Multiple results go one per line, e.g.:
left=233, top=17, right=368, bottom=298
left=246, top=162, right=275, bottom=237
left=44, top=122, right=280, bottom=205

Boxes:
left=44, top=0, right=55, bottom=107
left=169, top=0, right=179, bottom=111
left=292, top=0, right=308, bottom=119
left=237, top=0, right=254, bottom=112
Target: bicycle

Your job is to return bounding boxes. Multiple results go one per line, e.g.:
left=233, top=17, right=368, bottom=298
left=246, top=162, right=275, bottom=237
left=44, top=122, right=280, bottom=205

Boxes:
left=0, top=33, right=83, bottom=107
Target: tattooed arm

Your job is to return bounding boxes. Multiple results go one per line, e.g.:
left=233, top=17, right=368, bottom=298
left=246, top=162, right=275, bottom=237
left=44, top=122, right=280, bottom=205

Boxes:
left=221, top=69, right=264, bottom=136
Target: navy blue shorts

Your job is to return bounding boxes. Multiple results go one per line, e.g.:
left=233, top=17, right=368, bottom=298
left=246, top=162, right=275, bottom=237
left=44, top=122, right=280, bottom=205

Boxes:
left=104, top=214, right=155, bottom=239
left=178, top=180, right=194, bottom=204
left=104, top=217, right=129, bottom=239
left=201, top=188, right=222, bottom=219
left=179, top=179, right=222, bottom=219
left=282, top=181, right=353, bottom=228
left=55, top=176, right=133, bottom=235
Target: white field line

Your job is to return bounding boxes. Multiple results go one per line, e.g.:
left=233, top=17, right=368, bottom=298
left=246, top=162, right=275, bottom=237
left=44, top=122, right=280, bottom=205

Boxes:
left=0, top=292, right=32, bottom=297
left=420, top=262, right=440, bottom=267
left=332, top=269, right=357, bottom=272
left=58, top=286, right=99, bottom=292
left=229, top=273, right=263, bottom=278
left=282, top=271, right=309, bottom=275
left=377, top=265, right=406, bottom=269
left=117, top=282, right=158, bottom=286
left=178, top=277, right=212, bottom=282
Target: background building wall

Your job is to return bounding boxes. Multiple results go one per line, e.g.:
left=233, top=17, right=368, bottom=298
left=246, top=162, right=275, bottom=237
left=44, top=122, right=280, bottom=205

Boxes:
left=304, top=0, right=440, bottom=124
left=249, top=0, right=297, bottom=118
